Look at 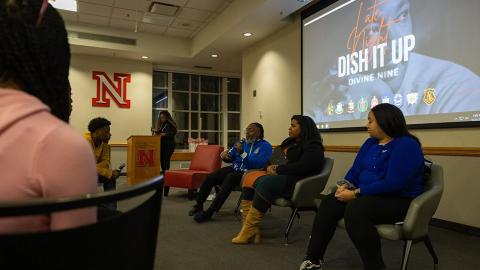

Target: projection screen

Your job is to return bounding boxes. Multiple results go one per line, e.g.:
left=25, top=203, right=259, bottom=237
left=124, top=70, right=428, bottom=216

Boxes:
left=302, top=0, right=480, bottom=130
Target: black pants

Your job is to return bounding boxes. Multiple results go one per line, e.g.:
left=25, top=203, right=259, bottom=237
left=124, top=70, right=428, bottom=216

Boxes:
left=196, top=166, right=243, bottom=213
left=161, top=140, right=175, bottom=173
left=98, top=175, right=117, bottom=210
left=306, top=193, right=412, bottom=270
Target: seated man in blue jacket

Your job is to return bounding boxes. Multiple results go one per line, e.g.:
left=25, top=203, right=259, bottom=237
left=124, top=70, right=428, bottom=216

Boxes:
left=190, top=122, right=272, bottom=223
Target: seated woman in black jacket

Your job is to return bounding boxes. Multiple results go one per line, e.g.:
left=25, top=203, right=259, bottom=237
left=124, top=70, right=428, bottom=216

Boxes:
left=232, top=115, right=325, bottom=244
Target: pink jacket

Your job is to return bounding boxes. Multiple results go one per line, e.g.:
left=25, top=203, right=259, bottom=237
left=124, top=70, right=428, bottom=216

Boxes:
left=0, top=89, right=97, bottom=234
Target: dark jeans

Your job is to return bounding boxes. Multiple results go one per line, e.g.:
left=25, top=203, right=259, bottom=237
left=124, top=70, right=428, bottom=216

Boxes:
left=306, top=193, right=412, bottom=270
left=161, top=140, right=175, bottom=173
left=99, top=175, right=117, bottom=210
left=196, top=166, right=243, bottom=213
left=242, top=174, right=289, bottom=213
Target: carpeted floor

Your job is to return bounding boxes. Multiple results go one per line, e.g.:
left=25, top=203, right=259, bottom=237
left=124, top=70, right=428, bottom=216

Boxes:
left=117, top=180, right=480, bottom=270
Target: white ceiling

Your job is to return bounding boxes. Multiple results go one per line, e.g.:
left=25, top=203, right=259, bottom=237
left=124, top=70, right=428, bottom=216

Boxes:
left=60, top=0, right=314, bottom=73
left=61, top=0, right=234, bottom=39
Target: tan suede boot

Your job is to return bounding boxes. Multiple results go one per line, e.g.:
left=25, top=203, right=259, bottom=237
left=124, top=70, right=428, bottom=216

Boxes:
left=232, top=207, right=263, bottom=244
left=239, top=200, right=261, bottom=243
left=240, top=200, right=252, bottom=222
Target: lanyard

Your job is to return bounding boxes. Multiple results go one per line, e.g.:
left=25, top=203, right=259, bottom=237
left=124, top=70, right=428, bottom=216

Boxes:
left=160, top=122, right=167, bottom=132
left=239, top=141, right=255, bottom=171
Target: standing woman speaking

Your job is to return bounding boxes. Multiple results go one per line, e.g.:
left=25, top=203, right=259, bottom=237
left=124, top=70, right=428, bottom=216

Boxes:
left=152, top=111, right=177, bottom=173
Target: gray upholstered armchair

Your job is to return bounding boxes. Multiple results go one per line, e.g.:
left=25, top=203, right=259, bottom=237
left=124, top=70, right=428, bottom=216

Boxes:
left=274, top=157, right=334, bottom=244
left=336, top=163, right=444, bottom=270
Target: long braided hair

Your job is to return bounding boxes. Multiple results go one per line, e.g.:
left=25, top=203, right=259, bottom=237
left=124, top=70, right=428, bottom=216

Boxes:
left=0, top=0, right=72, bottom=122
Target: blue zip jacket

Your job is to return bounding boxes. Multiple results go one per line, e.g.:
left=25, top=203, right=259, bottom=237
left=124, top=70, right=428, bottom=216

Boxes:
left=345, top=136, right=424, bottom=198
left=226, top=139, right=272, bottom=172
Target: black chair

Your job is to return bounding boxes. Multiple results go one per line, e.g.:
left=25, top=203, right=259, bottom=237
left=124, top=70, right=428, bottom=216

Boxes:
left=0, top=176, right=164, bottom=270
left=274, top=157, right=334, bottom=244
left=336, top=164, right=444, bottom=270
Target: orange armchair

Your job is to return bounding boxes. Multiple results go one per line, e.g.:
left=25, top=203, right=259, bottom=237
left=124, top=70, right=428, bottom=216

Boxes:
left=164, top=145, right=224, bottom=200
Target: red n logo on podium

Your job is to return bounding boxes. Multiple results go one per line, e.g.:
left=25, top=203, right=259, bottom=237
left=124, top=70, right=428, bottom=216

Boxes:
left=92, top=71, right=131, bottom=108
left=137, top=149, right=155, bottom=167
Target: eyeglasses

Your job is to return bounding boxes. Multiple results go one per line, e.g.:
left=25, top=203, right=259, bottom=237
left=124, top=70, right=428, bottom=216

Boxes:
left=36, top=0, right=49, bottom=26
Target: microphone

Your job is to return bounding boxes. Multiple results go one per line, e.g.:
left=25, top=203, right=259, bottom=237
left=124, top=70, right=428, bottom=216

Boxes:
left=235, top=138, right=246, bottom=148
left=227, top=138, right=245, bottom=157
left=117, top=163, right=126, bottom=173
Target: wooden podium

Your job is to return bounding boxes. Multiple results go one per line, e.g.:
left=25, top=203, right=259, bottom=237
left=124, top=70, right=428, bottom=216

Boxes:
left=127, top=135, right=161, bottom=185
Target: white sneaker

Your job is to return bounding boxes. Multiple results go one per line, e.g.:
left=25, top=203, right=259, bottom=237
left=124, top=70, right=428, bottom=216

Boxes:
left=206, top=194, right=216, bottom=201
left=298, top=260, right=322, bottom=270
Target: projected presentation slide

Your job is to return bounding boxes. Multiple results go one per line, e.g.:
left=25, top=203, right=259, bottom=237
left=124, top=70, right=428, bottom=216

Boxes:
left=302, top=0, right=480, bottom=129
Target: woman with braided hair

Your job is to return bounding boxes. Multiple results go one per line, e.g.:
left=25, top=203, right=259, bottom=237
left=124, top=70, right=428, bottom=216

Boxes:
left=0, top=0, right=97, bottom=233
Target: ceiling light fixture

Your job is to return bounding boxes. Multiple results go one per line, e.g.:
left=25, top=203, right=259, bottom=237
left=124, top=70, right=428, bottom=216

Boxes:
left=243, top=32, right=253, bottom=37
left=48, top=0, right=77, bottom=12
left=141, top=56, right=149, bottom=59
left=211, top=54, right=218, bottom=58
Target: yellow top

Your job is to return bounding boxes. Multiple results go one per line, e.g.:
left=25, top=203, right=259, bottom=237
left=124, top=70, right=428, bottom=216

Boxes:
left=84, top=132, right=112, bottom=179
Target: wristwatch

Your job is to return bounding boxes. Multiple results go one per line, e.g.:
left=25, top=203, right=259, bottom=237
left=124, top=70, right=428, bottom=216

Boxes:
left=354, top=189, right=361, bottom=198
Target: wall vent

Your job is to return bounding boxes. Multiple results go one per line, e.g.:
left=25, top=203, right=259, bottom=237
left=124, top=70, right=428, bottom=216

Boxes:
left=149, top=2, right=180, bottom=16
left=143, top=2, right=179, bottom=25
left=68, top=31, right=136, bottom=46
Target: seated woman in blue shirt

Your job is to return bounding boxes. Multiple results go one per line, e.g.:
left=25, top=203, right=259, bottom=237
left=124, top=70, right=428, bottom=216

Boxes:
left=299, top=103, right=424, bottom=270
left=232, top=115, right=325, bottom=244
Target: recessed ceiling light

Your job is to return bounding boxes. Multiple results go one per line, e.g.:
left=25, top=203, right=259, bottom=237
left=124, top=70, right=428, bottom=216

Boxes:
left=49, top=0, right=77, bottom=12
left=141, top=56, right=149, bottom=59
left=211, top=54, right=218, bottom=58
left=243, top=32, right=253, bottom=37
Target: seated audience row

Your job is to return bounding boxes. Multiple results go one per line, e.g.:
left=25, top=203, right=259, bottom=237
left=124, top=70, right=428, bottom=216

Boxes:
left=188, top=104, right=424, bottom=270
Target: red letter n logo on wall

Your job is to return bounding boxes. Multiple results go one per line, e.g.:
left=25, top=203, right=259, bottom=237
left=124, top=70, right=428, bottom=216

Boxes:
left=137, top=149, right=155, bottom=167
left=92, top=71, right=131, bottom=108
